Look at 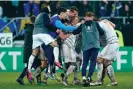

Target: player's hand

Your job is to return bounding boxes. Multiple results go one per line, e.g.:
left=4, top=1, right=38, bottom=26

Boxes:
left=81, top=20, right=85, bottom=24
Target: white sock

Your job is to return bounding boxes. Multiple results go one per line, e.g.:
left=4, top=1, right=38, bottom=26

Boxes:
left=74, top=69, right=78, bottom=80
left=53, top=46, right=59, bottom=62
left=28, top=55, right=35, bottom=72
left=83, top=76, right=86, bottom=80
left=97, top=63, right=103, bottom=82
left=66, top=65, right=76, bottom=76
left=107, top=65, right=115, bottom=82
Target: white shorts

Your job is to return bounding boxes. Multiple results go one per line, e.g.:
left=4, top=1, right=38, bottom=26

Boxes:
left=62, top=43, right=76, bottom=63
left=99, top=42, right=119, bottom=61
left=32, top=33, right=54, bottom=49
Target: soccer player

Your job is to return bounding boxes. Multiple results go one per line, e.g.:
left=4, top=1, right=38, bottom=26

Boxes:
left=16, top=15, right=47, bottom=85
left=94, top=19, right=119, bottom=86
left=28, top=7, right=78, bottom=84
left=42, top=7, right=79, bottom=84
left=61, top=16, right=81, bottom=86
left=72, top=12, right=104, bottom=87
left=48, top=7, right=78, bottom=68
left=16, top=15, right=37, bottom=85
left=26, top=7, right=57, bottom=83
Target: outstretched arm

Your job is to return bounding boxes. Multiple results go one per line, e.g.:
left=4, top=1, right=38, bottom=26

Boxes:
left=72, top=24, right=82, bottom=35
left=55, top=20, right=77, bottom=31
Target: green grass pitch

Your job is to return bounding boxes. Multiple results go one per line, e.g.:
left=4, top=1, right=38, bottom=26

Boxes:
left=0, top=72, right=133, bottom=89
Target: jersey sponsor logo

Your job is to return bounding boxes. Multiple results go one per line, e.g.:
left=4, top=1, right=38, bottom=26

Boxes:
left=86, top=25, right=92, bottom=32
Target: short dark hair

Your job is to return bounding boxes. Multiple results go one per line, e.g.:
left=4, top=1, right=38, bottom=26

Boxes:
left=57, top=7, right=67, bottom=15
left=41, top=5, right=50, bottom=14
left=84, top=12, right=94, bottom=17
left=30, top=15, right=36, bottom=23
left=70, top=6, right=78, bottom=13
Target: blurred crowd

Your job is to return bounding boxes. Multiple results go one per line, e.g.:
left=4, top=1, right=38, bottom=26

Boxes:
left=0, top=1, right=133, bottom=18
left=0, top=1, right=133, bottom=37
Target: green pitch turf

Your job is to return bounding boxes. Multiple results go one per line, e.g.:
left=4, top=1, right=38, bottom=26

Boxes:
left=0, top=72, right=133, bottom=89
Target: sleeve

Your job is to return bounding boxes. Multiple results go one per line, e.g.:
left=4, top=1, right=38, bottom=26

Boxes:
left=72, top=24, right=82, bottom=35
left=55, top=20, right=77, bottom=31
left=96, top=22, right=104, bottom=36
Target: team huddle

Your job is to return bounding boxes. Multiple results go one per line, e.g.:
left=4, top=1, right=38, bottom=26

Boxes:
left=16, top=6, right=119, bottom=87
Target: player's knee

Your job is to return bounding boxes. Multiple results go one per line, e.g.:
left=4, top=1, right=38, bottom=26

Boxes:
left=49, top=42, right=57, bottom=47
left=103, top=60, right=112, bottom=68
left=41, top=60, right=47, bottom=68
left=82, top=62, right=88, bottom=68
left=97, top=57, right=103, bottom=63
left=32, top=47, right=40, bottom=56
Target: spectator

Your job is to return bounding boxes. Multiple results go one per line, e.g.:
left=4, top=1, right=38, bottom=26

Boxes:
left=99, top=1, right=108, bottom=17
left=2, top=1, right=15, bottom=18
left=79, top=1, right=92, bottom=16
left=111, top=1, right=123, bottom=17
left=0, top=6, right=3, bottom=18
left=23, top=1, right=40, bottom=17
left=123, top=1, right=133, bottom=17
left=50, top=1, right=60, bottom=15
left=16, top=1, right=25, bottom=17
left=0, top=6, right=8, bottom=32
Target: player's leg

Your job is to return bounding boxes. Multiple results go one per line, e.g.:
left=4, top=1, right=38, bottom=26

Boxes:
left=34, top=45, right=47, bottom=78
left=73, top=66, right=81, bottom=85
left=65, top=48, right=77, bottom=77
left=60, top=62, right=70, bottom=83
left=27, top=34, right=54, bottom=83
left=16, top=64, right=28, bottom=85
left=27, top=34, right=42, bottom=74
left=81, top=49, right=90, bottom=87
left=27, top=47, right=40, bottom=84
left=61, top=44, right=72, bottom=85
left=43, top=44, right=61, bottom=82
left=103, top=59, right=117, bottom=86
left=87, top=48, right=99, bottom=83
left=94, top=57, right=104, bottom=85
left=94, top=44, right=109, bottom=85
left=103, top=43, right=119, bottom=86
left=74, top=52, right=82, bottom=82
left=49, top=41, right=63, bottom=69
left=32, top=57, right=42, bottom=84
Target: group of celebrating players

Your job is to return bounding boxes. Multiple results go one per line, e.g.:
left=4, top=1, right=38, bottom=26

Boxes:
left=16, top=5, right=119, bottom=87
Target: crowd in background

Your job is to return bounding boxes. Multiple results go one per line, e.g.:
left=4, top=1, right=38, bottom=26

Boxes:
left=0, top=1, right=133, bottom=18
left=0, top=1, right=133, bottom=40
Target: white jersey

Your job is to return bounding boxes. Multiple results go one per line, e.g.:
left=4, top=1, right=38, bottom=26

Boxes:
left=62, top=23, right=81, bottom=63
left=63, top=34, right=76, bottom=50
left=98, top=20, right=119, bottom=60
left=98, top=21, right=118, bottom=43
left=63, top=23, right=81, bottom=50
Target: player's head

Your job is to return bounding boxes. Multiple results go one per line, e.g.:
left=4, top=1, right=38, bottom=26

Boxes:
left=41, top=5, right=50, bottom=14
left=69, top=6, right=78, bottom=18
left=57, top=7, right=67, bottom=20
left=30, top=15, right=36, bottom=24
left=71, top=16, right=79, bottom=25
left=84, top=12, right=94, bottom=21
